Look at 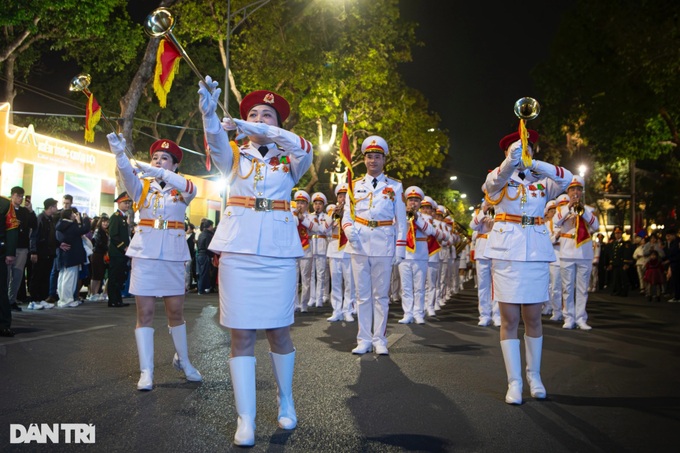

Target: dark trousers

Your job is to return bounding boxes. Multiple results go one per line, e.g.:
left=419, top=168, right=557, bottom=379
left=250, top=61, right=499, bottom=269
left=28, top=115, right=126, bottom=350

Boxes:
left=29, top=255, right=54, bottom=302
left=107, top=255, right=127, bottom=305
left=1, top=251, right=11, bottom=328
left=671, top=264, right=680, bottom=299
left=196, top=253, right=212, bottom=293
left=49, top=257, right=60, bottom=298
left=610, top=265, right=629, bottom=296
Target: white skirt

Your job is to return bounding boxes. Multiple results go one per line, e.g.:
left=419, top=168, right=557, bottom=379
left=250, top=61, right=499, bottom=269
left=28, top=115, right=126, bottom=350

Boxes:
left=492, top=260, right=549, bottom=304
left=219, top=252, right=296, bottom=329
left=130, top=258, right=186, bottom=297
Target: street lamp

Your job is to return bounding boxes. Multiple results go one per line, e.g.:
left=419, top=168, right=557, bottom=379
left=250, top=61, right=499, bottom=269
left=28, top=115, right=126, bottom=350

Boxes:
left=450, top=176, right=458, bottom=181
left=579, top=164, right=587, bottom=177
left=460, top=193, right=467, bottom=199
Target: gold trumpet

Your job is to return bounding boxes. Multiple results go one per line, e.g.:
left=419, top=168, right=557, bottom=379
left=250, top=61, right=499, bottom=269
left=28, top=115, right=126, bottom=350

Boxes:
left=514, top=97, right=541, bottom=120
left=69, top=74, right=140, bottom=166
left=573, top=202, right=585, bottom=216
left=407, top=209, right=417, bottom=220
left=145, top=7, right=233, bottom=120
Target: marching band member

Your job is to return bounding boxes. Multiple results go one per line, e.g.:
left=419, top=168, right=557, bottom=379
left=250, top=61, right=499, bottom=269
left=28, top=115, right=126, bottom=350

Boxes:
left=293, top=191, right=314, bottom=313
left=107, top=134, right=201, bottom=390
left=554, top=175, right=599, bottom=330
left=469, top=200, right=499, bottom=326
left=326, top=184, right=356, bottom=322
left=483, top=129, right=571, bottom=405
left=199, top=78, right=313, bottom=446
left=544, top=198, right=562, bottom=321
left=421, top=197, right=446, bottom=315
left=342, top=135, right=407, bottom=355
left=310, top=192, right=331, bottom=308
left=397, top=186, right=439, bottom=324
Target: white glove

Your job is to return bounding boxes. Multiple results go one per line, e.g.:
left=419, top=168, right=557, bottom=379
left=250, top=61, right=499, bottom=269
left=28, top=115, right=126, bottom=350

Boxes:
left=392, top=255, right=404, bottom=266
left=135, top=161, right=165, bottom=179
left=221, top=117, right=237, bottom=131
left=197, top=75, right=221, bottom=116
left=507, top=140, right=522, bottom=167
left=107, top=133, right=127, bottom=157
left=344, top=225, right=359, bottom=244
left=233, top=118, right=270, bottom=141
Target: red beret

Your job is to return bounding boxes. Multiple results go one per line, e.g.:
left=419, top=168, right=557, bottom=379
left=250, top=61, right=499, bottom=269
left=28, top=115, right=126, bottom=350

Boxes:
left=239, top=90, right=290, bottom=123
left=149, top=139, right=182, bottom=164
left=499, top=129, right=539, bottom=151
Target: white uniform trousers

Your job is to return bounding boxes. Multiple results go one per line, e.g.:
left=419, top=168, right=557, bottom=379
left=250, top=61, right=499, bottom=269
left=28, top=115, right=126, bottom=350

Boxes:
left=450, top=258, right=461, bottom=295
left=312, top=255, right=327, bottom=307
left=399, top=259, right=427, bottom=319
left=425, top=261, right=440, bottom=311
left=295, top=257, right=313, bottom=310
left=438, top=260, right=449, bottom=304
left=329, top=256, right=354, bottom=317
left=351, top=255, right=392, bottom=348
left=324, top=259, right=331, bottom=303
left=8, top=248, right=28, bottom=305
left=389, top=263, right=401, bottom=302
left=549, top=263, right=562, bottom=314
left=560, top=258, right=591, bottom=325
left=476, top=258, right=498, bottom=321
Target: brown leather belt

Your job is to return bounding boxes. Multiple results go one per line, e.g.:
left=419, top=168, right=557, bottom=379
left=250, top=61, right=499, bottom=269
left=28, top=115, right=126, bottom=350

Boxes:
left=478, top=233, right=488, bottom=239
left=355, top=216, right=393, bottom=228
left=560, top=233, right=576, bottom=239
left=494, top=213, right=544, bottom=226
left=139, top=219, right=184, bottom=230
left=332, top=234, right=340, bottom=239
left=227, top=195, right=290, bottom=212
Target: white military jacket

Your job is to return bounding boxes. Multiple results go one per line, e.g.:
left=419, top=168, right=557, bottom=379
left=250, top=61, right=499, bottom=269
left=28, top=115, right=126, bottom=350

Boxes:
left=482, top=158, right=572, bottom=262
left=326, top=214, right=348, bottom=259
left=204, top=127, right=313, bottom=258
left=342, top=173, right=407, bottom=258
left=469, top=209, right=493, bottom=260
left=554, top=203, right=599, bottom=260
left=117, top=161, right=196, bottom=262
left=309, top=211, right=332, bottom=256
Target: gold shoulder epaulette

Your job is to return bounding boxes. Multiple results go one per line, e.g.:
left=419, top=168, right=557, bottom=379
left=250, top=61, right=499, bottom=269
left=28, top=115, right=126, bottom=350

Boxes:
left=386, top=175, right=401, bottom=183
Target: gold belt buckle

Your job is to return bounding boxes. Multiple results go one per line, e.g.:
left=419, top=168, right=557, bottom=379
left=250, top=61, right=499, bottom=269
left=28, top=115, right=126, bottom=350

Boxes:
left=367, top=220, right=378, bottom=229
left=153, top=219, right=168, bottom=229
left=254, top=197, right=273, bottom=211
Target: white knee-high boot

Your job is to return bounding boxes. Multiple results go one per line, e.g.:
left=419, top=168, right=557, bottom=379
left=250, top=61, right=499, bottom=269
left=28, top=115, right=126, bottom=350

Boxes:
left=269, top=350, right=297, bottom=430
left=135, top=327, right=154, bottom=391
left=229, top=356, right=257, bottom=447
left=500, top=339, right=522, bottom=405
left=524, top=335, right=547, bottom=399
left=169, top=323, right=202, bottom=382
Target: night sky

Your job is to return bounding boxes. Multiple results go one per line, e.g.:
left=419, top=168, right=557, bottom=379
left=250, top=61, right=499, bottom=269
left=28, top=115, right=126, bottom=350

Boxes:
left=399, top=0, right=576, bottom=200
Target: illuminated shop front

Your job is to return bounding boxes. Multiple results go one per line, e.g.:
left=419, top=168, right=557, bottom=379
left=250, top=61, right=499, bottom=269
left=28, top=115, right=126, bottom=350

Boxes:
left=0, top=102, right=223, bottom=225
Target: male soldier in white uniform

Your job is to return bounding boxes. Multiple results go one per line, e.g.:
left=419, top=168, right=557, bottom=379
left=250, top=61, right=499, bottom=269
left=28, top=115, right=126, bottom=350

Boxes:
left=470, top=200, right=500, bottom=326
left=397, top=187, right=439, bottom=324
left=309, top=192, right=331, bottom=308
left=544, top=198, right=563, bottom=321
left=554, top=175, right=599, bottom=330
left=342, top=135, right=406, bottom=355
left=326, top=184, right=355, bottom=322
left=421, top=197, right=448, bottom=315
left=293, top=191, right=313, bottom=312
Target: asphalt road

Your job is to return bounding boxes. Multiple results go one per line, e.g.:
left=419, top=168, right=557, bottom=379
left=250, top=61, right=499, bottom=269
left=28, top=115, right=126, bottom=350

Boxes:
left=1, top=284, right=678, bottom=452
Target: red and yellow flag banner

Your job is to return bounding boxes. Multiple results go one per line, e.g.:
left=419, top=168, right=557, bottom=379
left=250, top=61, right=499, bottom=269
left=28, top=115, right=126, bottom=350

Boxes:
left=84, top=93, right=101, bottom=143
left=153, top=38, right=182, bottom=108
left=339, top=112, right=355, bottom=220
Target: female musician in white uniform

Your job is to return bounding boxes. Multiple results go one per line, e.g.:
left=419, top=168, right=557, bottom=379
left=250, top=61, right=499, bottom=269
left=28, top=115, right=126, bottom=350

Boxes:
left=107, top=135, right=201, bottom=391
left=198, top=77, right=313, bottom=447
left=483, top=130, right=571, bottom=405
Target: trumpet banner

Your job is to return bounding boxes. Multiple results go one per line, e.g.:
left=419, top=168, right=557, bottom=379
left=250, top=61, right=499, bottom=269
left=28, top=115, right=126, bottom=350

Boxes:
left=153, top=38, right=182, bottom=108
left=84, top=93, right=101, bottom=143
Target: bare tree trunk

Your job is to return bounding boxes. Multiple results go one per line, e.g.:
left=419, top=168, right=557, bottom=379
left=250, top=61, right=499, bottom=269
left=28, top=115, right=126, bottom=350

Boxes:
left=3, top=54, right=16, bottom=123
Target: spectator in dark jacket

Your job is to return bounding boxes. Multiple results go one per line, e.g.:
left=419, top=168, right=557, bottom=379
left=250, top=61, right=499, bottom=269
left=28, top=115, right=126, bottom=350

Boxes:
left=88, top=214, right=109, bottom=302
left=7, top=186, right=37, bottom=312
left=55, top=208, right=90, bottom=308
left=28, top=198, right=58, bottom=308
left=663, top=229, right=680, bottom=302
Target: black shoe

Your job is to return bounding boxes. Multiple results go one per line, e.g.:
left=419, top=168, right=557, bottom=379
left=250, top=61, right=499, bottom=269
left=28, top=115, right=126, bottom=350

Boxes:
left=0, top=328, right=16, bottom=337
left=10, top=303, right=22, bottom=312
left=108, top=302, right=130, bottom=307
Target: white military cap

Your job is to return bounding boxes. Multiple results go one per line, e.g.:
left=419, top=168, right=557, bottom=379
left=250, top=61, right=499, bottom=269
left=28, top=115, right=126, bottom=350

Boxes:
left=436, top=205, right=447, bottom=216
left=568, top=174, right=585, bottom=190
left=361, top=135, right=389, bottom=155
left=334, top=183, right=348, bottom=196
left=312, top=192, right=327, bottom=205
left=556, top=194, right=570, bottom=206
left=294, top=190, right=310, bottom=203
left=404, top=186, right=424, bottom=200
left=326, top=203, right=336, bottom=215
left=421, top=196, right=435, bottom=207
left=544, top=200, right=557, bottom=215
